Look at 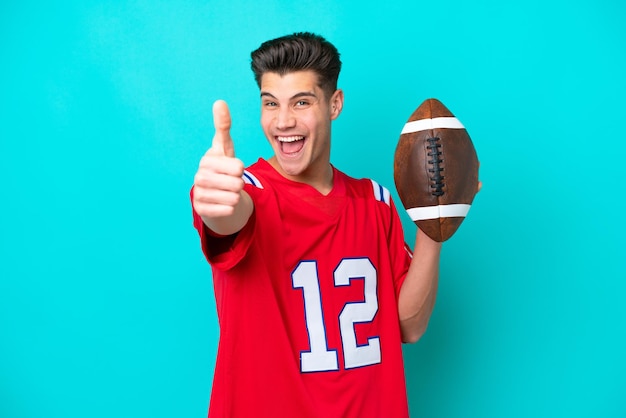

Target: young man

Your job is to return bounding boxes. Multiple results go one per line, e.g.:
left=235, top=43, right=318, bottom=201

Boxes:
left=192, top=32, right=443, bottom=418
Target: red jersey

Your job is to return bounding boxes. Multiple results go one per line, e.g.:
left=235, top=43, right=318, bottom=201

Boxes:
left=192, top=158, right=413, bottom=418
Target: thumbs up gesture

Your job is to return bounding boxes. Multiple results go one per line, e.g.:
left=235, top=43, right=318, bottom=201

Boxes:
left=193, top=100, right=247, bottom=222
left=209, top=99, right=236, bottom=159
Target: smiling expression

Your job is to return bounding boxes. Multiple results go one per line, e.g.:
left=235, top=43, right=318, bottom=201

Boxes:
left=260, top=70, right=343, bottom=192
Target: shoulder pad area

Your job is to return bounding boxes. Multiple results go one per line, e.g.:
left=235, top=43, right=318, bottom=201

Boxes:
left=370, top=180, right=390, bottom=206
left=243, top=170, right=264, bottom=189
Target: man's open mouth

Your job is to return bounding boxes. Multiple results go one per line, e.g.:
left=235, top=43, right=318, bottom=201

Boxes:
left=278, top=136, right=305, bottom=154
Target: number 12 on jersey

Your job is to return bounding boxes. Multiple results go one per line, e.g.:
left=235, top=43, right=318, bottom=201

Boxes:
left=292, top=258, right=381, bottom=373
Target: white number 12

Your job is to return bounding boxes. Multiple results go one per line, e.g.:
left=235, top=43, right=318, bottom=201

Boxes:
left=292, top=258, right=381, bottom=373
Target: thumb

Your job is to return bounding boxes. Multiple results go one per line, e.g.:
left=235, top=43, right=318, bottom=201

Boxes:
left=211, top=100, right=235, bottom=157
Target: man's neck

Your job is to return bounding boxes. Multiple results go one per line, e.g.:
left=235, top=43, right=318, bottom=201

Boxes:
left=267, top=157, right=334, bottom=195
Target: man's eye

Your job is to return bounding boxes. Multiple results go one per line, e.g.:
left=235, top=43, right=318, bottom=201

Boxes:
left=296, top=100, right=309, bottom=106
left=264, top=102, right=277, bottom=107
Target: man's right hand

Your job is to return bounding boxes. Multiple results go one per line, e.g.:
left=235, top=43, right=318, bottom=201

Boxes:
left=193, top=100, right=246, bottom=220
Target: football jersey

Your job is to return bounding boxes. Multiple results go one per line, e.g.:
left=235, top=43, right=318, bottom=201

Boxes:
left=192, top=158, right=413, bottom=418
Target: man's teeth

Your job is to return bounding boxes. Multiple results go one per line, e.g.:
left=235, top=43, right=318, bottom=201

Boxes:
left=278, top=136, right=304, bottom=143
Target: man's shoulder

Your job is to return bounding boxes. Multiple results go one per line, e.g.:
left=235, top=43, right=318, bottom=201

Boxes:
left=336, top=168, right=391, bottom=207
left=242, top=158, right=273, bottom=190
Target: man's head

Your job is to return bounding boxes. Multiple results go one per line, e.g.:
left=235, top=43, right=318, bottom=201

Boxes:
left=251, top=33, right=344, bottom=191
left=251, top=32, right=342, bottom=99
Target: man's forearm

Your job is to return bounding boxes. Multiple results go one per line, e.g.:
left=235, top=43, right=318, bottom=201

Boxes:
left=398, top=229, right=442, bottom=343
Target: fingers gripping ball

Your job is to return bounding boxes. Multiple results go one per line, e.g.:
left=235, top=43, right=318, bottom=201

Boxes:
left=393, top=98, right=479, bottom=242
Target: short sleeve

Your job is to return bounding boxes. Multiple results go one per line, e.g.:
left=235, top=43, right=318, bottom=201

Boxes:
left=190, top=186, right=257, bottom=271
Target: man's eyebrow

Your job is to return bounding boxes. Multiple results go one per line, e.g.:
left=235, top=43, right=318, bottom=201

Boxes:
left=291, top=91, right=317, bottom=100
left=260, top=91, right=318, bottom=100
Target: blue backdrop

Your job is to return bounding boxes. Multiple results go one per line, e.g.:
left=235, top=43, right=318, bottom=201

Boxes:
left=1, top=1, right=625, bottom=417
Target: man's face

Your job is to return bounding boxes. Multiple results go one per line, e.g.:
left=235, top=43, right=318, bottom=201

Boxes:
left=260, top=70, right=342, bottom=185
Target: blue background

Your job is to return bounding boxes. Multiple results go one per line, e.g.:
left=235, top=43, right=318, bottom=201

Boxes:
left=1, top=1, right=625, bottom=417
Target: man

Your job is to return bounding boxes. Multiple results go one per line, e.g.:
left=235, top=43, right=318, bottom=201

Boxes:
left=192, top=32, right=443, bottom=418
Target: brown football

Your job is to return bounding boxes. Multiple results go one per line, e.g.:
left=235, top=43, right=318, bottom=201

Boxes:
left=393, top=98, right=479, bottom=242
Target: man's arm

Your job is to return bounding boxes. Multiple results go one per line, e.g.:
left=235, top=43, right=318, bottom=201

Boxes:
left=397, top=229, right=442, bottom=344
left=398, top=180, right=482, bottom=343
left=192, top=100, right=254, bottom=236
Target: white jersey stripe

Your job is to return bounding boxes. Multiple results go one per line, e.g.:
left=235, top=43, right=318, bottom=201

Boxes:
left=401, top=117, right=464, bottom=134
left=406, top=204, right=471, bottom=221
left=242, top=170, right=263, bottom=189
left=370, top=180, right=390, bottom=206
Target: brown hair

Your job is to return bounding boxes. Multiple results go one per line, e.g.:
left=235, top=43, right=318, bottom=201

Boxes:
left=251, top=32, right=342, bottom=98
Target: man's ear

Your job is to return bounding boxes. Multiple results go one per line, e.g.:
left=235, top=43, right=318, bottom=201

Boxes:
left=330, top=89, right=344, bottom=120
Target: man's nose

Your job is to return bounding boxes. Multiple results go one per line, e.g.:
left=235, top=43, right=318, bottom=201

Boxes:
left=276, top=107, right=296, bottom=129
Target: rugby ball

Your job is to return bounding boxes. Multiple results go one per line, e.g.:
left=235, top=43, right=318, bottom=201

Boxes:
left=393, top=98, right=479, bottom=242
